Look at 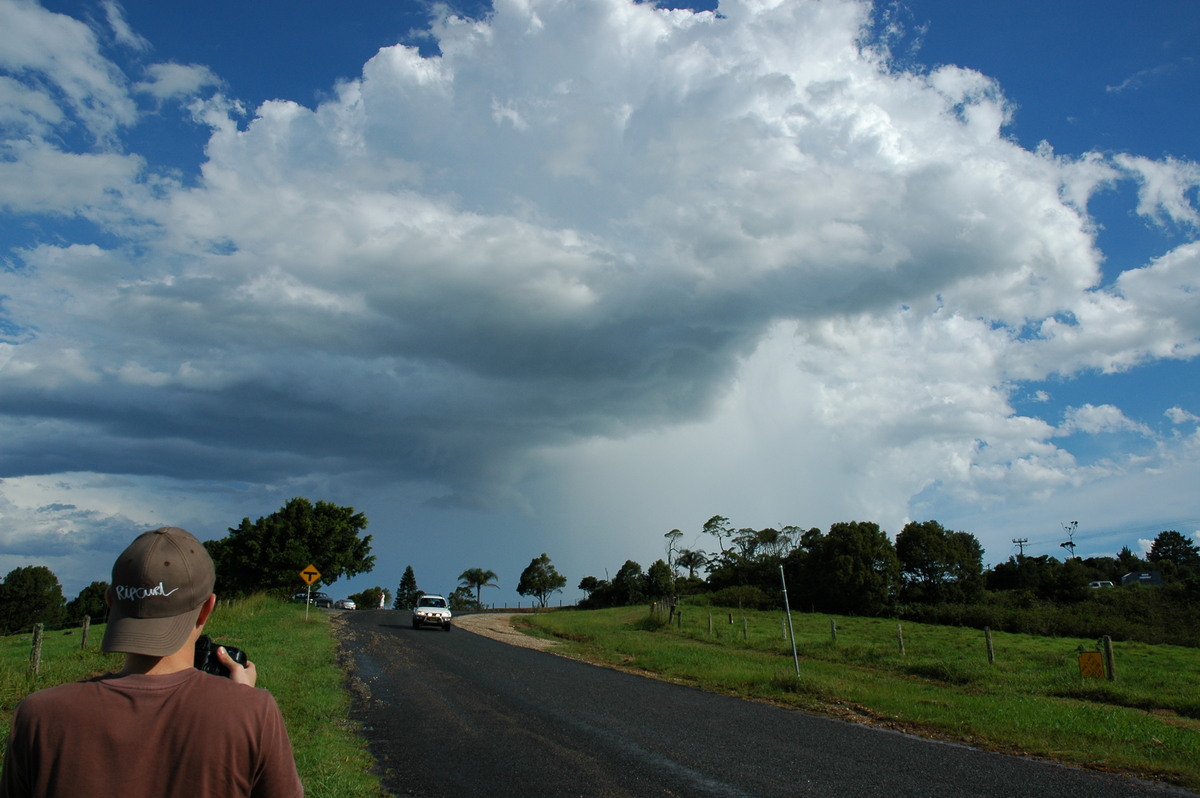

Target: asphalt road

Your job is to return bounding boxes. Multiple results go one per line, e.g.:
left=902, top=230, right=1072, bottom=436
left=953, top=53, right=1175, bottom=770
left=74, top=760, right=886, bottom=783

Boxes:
left=336, top=610, right=1190, bottom=798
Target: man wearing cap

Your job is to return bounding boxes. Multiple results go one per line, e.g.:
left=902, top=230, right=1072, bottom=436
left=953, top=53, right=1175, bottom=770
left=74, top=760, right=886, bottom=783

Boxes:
left=1, top=527, right=304, bottom=798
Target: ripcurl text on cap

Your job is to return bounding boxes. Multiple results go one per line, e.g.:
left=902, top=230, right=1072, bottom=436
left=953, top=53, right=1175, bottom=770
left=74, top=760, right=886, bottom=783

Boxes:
left=101, top=527, right=216, bottom=657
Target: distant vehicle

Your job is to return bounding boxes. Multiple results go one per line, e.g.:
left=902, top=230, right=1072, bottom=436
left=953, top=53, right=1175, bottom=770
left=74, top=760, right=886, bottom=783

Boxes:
left=334, top=598, right=357, bottom=610
left=412, top=594, right=452, bottom=631
left=291, top=591, right=334, bottom=608
left=1088, top=580, right=1114, bottom=589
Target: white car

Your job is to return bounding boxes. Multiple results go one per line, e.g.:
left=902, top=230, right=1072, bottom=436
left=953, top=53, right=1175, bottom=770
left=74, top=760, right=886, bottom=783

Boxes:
left=334, top=598, right=357, bottom=610
left=412, top=594, right=452, bottom=631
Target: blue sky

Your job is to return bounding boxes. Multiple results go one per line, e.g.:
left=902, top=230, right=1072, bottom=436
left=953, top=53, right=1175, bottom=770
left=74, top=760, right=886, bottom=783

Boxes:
left=1, top=0, right=1198, bottom=606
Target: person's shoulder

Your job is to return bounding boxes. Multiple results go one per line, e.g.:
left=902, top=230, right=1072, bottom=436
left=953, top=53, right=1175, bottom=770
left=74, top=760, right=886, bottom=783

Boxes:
left=14, top=675, right=114, bottom=713
left=187, top=672, right=282, bottom=706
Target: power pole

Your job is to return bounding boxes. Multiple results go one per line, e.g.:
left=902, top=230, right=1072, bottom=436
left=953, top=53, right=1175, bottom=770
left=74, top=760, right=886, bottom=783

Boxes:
left=1012, top=537, right=1028, bottom=556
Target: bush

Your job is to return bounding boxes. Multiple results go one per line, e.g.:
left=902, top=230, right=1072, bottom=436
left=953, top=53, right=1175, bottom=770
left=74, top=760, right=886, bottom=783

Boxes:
left=688, top=585, right=776, bottom=611
left=897, top=587, right=1200, bottom=647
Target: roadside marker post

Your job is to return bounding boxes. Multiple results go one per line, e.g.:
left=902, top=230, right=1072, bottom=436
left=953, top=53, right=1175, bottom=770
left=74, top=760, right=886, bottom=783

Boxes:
left=780, top=565, right=800, bottom=677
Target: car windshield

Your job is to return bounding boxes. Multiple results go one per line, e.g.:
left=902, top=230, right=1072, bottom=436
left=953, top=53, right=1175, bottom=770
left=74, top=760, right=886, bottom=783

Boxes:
left=418, top=597, right=446, bottom=608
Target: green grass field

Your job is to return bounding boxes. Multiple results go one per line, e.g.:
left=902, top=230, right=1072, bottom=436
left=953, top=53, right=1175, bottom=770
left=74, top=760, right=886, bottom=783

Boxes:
left=0, top=596, right=386, bottom=798
left=522, top=605, right=1200, bottom=792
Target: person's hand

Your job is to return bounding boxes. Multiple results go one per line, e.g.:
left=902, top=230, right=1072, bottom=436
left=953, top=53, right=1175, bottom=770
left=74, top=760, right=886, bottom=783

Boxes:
left=218, top=646, right=258, bottom=687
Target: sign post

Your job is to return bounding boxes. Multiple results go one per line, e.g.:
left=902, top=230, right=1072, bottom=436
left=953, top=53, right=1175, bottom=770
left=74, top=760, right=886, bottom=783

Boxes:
left=299, top=564, right=322, bottom=620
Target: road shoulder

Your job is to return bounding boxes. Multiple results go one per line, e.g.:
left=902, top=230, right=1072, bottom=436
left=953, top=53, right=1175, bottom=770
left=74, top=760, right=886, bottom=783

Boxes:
left=453, top=612, right=562, bottom=651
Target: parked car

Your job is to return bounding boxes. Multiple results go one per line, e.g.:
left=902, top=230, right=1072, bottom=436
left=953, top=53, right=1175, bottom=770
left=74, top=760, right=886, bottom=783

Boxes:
left=334, top=598, right=357, bottom=610
left=411, top=594, right=452, bottom=631
left=291, top=591, right=334, bottom=607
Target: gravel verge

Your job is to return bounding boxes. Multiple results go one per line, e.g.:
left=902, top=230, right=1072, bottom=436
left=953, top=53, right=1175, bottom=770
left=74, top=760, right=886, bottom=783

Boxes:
left=452, top=612, right=561, bottom=651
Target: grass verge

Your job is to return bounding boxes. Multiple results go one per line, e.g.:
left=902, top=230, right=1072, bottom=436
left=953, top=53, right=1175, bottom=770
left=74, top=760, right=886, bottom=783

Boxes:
left=0, top=596, right=386, bottom=798
left=521, top=605, right=1200, bottom=792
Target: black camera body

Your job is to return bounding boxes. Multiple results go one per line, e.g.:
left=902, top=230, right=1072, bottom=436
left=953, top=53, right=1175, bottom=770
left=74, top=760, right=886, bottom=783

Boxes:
left=194, top=634, right=248, bottom=678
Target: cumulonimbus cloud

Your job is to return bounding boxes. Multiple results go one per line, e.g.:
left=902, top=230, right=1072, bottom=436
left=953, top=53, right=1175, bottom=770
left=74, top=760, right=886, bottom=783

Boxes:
left=0, top=0, right=1197, bottom=535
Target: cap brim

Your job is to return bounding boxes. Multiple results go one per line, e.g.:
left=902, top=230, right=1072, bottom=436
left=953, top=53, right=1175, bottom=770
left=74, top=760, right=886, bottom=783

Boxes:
left=101, top=602, right=204, bottom=657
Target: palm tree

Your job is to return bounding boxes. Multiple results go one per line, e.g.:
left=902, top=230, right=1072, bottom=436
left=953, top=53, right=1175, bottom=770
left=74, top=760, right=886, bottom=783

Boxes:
left=675, top=549, right=708, bottom=580
left=457, top=567, right=499, bottom=608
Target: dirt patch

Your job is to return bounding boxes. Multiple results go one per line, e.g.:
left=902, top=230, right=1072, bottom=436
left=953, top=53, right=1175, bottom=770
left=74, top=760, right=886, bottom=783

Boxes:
left=452, top=612, right=561, bottom=651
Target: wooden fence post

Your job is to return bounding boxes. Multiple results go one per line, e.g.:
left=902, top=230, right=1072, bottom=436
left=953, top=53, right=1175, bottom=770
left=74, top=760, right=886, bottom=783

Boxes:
left=81, top=615, right=91, bottom=649
left=1102, top=635, right=1116, bottom=681
left=830, top=619, right=837, bottom=643
left=985, top=627, right=995, bottom=664
left=742, top=617, right=748, bottom=641
left=30, top=623, right=44, bottom=676
left=708, top=614, right=713, bottom=635
left=896, top=623, right=905, bottom=656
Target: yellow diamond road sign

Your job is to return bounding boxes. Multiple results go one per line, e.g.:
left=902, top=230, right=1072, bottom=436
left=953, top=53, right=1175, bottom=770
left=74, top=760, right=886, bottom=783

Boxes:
left=300, top=565, right=321, bottom=585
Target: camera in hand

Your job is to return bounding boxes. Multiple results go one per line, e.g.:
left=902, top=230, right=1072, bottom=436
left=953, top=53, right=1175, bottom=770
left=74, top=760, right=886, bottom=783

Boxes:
left=194, top=634, right=248, bottom=677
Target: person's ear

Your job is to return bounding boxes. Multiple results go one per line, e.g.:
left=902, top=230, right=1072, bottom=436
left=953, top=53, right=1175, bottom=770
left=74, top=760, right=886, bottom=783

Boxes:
left=196, top=593, right=218, bottom=628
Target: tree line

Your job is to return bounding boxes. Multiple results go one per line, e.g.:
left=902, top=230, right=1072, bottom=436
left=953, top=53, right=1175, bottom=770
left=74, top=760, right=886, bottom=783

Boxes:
left=5, top=501, right=1197, bottom=646
left=573, top=517, right=1200, bottom=646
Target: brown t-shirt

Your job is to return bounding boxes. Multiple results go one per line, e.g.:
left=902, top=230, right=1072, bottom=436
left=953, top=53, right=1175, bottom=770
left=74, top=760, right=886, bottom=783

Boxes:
left=1, top=668, right=303, bottom=798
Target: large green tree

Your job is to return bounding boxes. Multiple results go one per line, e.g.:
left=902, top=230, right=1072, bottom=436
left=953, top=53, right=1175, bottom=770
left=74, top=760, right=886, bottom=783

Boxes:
left=611, top=560, right=646, bottom=605
left=207, top=497, right=375, bottom=597
left=458, top=567, right=499, bottom=607
left=395, top=565, right=420, bottom=610
left=0, top=565, right=67, bottom=635
left=516, top=553, right=567, bottom=608
left=645, top=559, right=673, bottom=599
left=65, top=580, right=110, bottom=624
left=802, top=522, right=900, bottom=616
left=895, top=520, right=984, bottom=604
left=1148, top=530, right=1200, bottom=568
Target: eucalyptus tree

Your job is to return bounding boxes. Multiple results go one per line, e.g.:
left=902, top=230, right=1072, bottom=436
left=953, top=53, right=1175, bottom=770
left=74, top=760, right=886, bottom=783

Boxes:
left=516, top=554, right=567, bottom=608
left=664, top=528, right=683, bottom=578
left=703, top=515, right=732, bottom=554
